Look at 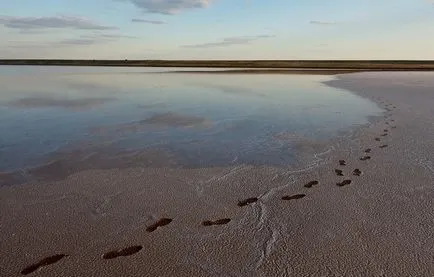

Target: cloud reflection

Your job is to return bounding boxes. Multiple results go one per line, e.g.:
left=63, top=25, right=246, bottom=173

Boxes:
left=7, top=97, right=116, bottom=110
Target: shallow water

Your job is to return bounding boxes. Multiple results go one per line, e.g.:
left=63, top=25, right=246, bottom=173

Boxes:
left=0, top=66, right=382, bottom=184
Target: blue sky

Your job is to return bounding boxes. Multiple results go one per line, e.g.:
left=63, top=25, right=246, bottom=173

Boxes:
left=0, top=0, right=433, bottom=59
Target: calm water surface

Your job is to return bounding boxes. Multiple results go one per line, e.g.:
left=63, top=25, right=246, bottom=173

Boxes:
left=0, top=66, right=382, bottom=184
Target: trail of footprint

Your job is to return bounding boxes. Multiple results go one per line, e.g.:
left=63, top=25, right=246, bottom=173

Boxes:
left=335, top=169, right=344, bottom=176
left=202, top=218, right=231, bottom=226
left=352, top=169, right=362, bottom=176
left=282, top=194, right=306, bottom=201
left=379, top=144, right=388, bottom=149
left=336, top=180, right=352, bottom=187
left=339, top=160, right=346, bottom=166
left=360, top=156, right=371, bottom=161
left=21, top=254, right=67, bottom=275
left=304, top=180, right=319, bottom=188
left=102, top=245, right=143, bottom=260
left=238, top=197, right=258, bottom=207
left=146, top=218, right=173, bottom=233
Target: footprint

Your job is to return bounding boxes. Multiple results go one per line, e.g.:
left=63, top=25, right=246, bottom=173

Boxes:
left=384, top=129, right=388, bottom=132
left=238, top=197, right=258, bottom=207
left=21, top=254, right=67, bottom=275
left=391, top=126, right=397, bottom=129
left=391, top=119, right=395, bottom=122
left=352, top=169, right=362, bottom=176
left=336, top=180, right=352, bottom=187
left=202, top=218, right=231, bottom=226
left=282, top=194, right=306, bottom=200
left=339, top=160, right=346, bottom=166
left=360, top=156, right=371, bottom=161
left=304, top=180, right=319, bottom=188
left=375, top=138, right=381, bottom=141
left=381, top=133, right=388, bottom=137
left=335, top=169, right=344, bottom=176
left=379, top=144, right=388, bottom=148
left=364, top=148, right=372, bottom=153
left=385, top=122, right=390, bottom=125
left=146, top=218, right=173, bottom=233
left=102, top=245, right=143, bottom=260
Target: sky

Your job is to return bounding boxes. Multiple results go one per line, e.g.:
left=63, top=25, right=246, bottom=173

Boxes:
left=0, top=0, right=433, bottom=60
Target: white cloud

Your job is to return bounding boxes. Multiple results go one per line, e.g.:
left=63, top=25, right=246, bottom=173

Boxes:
left=132, top=18, right=166, bottom=24
left=55, top=33, right=136, bottom=45
left=309, top=20, right=337, bottom=25
left=118, top=0, right=212, bottom=15
left=4, top=33, right=135, bottom=49
left=181, top=35, right=274, bottom=48
left=0, top=15, right=116, bottom=30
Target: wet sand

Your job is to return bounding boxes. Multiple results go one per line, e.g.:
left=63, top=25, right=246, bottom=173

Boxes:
left=1, top=72, right=434, bottom=276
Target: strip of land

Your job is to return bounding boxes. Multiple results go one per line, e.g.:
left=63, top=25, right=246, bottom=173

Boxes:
left=1, top=59, right=434, bottom=71
left=167, top=69, right=363, bottom=75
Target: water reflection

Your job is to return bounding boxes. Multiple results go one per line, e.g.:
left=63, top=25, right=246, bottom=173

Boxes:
left=8, top=97, right=115, bottom=110
left=141, top=112, right=212, bottom=128
left=92, top=112, right=211, bottom=134
left=189, top=82, right=266, bottom=97
left=0, top=66, right=383, bottom=185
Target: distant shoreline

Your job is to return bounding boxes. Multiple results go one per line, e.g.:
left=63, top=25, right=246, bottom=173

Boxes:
left=164, top=68, right=429, bottom=75
left=1, top=60, right=434, bottom=72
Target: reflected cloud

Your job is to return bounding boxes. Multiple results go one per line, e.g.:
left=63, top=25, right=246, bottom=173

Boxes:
left=7, top=97, right=116, bottom=110
left=92, top=112, right=211, bottom=135
left=142, top=112, right=211, bottom=127
left=191, top=82, right=265, bottom=97
left=65, top=82, right=112, bottom=91
left=137, top=102, right=167, bottom=109
left=1, top=147, right=176, bottom=185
